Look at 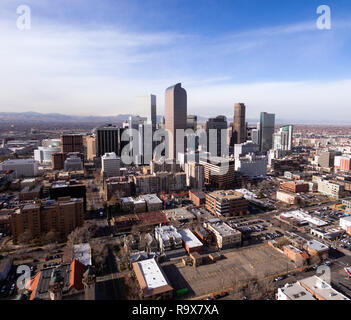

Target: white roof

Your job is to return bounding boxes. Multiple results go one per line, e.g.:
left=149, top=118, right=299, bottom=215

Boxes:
left=306, top=240, right=329, bottom=252
left=279, top=282, right=316, bottom=300
left=299, top=276, right=349, bottom=300
left=140, top=194, right=162, bottom=204
left=137, top=258, right=168, bottom=289
left=280, top=210, right=328, bottom=227
left=179, top=228, right=203, bottom=249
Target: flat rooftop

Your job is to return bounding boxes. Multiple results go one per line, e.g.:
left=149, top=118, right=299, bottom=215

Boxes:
left=179, top=229, right=203, bottom=249
left=306, top=240, right=329, bottom=252
left=136, top=258, right=169, bottom=289
left=279, top=282, right=316, bottom=300
left=207, top=221, right=240, bottom=237
left=140, top=194, right=162, bottom=204
left=209, top=190, right=244, bottom=201
left=280, top=210, right=328, bottom=227
left=299, top=276, right=349, bottom=301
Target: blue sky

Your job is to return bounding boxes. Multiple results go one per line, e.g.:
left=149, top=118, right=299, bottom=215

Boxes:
left=1, top=0, right=351, bottom=122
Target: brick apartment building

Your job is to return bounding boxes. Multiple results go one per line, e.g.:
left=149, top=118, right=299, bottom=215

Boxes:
left=9, top=197, right=84, bottom=243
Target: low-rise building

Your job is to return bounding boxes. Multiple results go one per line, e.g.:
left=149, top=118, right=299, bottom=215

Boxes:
left=280, top=181, right=309, bottom=193
left=303, top=240, right=329, bottom=260
left=299, top=276, right=349, bottom=300
left=189, top=190, right=206, bottom=206
left=178, top=228, right=203, bottom=253
left=276, top=190, right=299, bottom=205
left=203, top=219, right=241, bottom=249
left=277, top=282, right=316, bottom=300
left=154, top=225, right=182, bottom=252
left=140, top=194, right=163, bottom=212
left=282, top=245, right=308, bottom=267
left=132, top=258, right=173, bottom=300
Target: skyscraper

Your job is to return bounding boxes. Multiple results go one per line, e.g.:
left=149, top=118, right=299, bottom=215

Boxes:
left=136, top=94, right=157, bottom=131
left=96, top=124, right=119, bottom=157
left=206, top=115, right=228, bottom=157
left=165, top=83, right=187, bottom=159
left=233, top=103, right=246, bottom=144
left=259, top=112, right=275, bottom=153
left=273, top=125, right=293, bottom=151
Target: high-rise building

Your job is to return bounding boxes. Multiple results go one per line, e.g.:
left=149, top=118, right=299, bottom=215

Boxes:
left=206, top=116, right=228, bottom=157
left=96, top=124, right=120, bottom=157
left=260, top=112, right=275, bottom=153
left=101, top=152, right=120, bottom=177
left=60, top=134, right=84, bottom=154
left=185, top=162, right=204, bottom=191
left=85, top=135, right=96, bottom=161
left=233, top=103, right=246, bottom=144
left=164, top=83, right=187, bottom=159
left=136, top=94, right=157, bottom=131
left=273, top=125, right=293, bottom=151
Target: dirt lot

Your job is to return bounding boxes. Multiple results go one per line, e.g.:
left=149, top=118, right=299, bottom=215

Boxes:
left=163, top=243, right=296, bottom=298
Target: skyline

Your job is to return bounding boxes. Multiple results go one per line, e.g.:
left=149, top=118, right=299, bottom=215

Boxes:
left=1, top=1, right=351, bottom=121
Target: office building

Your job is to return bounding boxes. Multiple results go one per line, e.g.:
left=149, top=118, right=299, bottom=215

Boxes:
left=64, top=153, right=83, bottom=171
left=203, top=219, right=242, bottom=249
left=184, top=162, right=204, bottom=191
left=60, top=134, right=84, bottom=154
left=273, top=125, right=293, bottom=151
left=235, top=153, right=267, bottom=178
left=260, top=112, right=275, bottom=153
left=206, top=115, right=228, bottom=157
left=206, top=190, right=249, bottom=217
left=34, top=146, right=61, bottom=165
left=0, top=159, right=38, bottom=178
left=234, top=141, right=260, bottom=159
left=96, top=124, right=120, bottom=157
left=318, top=150, right=340, bottom=169
left=199, top=156, right=235, bottom=189
left=85, top=135, right=96, bottom=161
left=101, top=152, right=120, bottom=177
left=233, top=103, right=246, bottom=144
left=164, top=83, right=187, bottom=159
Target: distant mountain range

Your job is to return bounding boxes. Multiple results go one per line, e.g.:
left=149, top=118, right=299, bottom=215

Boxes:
left=0, top=112, right=134, bottom=124
left=0, top=111, right=348, bottom=125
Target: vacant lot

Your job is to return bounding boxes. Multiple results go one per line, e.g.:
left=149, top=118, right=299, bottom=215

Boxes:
left=163, top=243, right=296, bottom=298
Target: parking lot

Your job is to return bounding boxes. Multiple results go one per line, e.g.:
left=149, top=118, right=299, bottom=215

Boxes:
left=163, top=243, right=296, bottom=298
